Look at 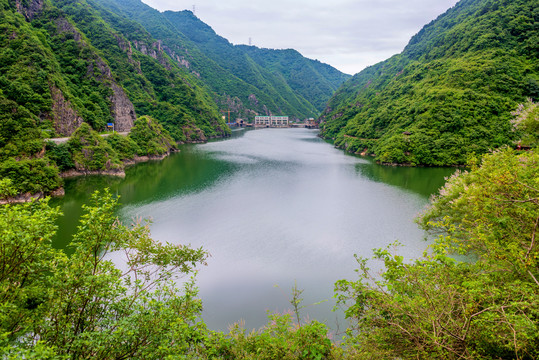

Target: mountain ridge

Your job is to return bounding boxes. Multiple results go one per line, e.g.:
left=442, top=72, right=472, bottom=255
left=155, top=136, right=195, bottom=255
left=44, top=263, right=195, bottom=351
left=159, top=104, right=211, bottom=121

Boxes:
left=320, top=0, right=538, bottom=166
left=0, top=0, right=349, bottom=196
left=94, top=0, right=350, bottom=121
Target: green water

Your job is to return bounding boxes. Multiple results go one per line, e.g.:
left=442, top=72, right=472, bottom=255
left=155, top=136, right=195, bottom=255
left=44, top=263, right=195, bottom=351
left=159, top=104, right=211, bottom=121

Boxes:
left=51, top=128, right=455, bottom=331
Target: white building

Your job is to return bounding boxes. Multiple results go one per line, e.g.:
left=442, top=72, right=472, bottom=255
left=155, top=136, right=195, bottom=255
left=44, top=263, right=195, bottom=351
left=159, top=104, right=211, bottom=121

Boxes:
left=254, top=115, right=289, bottom=127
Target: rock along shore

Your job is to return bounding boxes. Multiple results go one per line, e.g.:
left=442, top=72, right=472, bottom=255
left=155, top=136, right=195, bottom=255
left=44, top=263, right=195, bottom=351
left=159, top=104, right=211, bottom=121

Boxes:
left=1, top=150, right=179, bottom=204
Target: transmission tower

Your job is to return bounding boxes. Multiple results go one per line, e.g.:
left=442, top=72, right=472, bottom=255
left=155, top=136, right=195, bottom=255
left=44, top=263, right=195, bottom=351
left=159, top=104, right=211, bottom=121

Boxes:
left=192, top=5, right=196, bottom=14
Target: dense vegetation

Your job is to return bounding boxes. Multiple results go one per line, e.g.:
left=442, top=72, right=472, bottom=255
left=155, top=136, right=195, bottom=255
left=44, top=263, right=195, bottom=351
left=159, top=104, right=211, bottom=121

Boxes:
left=320, top=0, right=538, bottom=166
left=238, top=46, right=350, bottom=112
left=0, top=97, right=62, bottom=195
left=336, top=148, right=538, bottom=359
left=93, top=0, right=350, bottom=121
left=0, top=0, right=230, bottom=196
left=50, top=0, right=230, bottom=142
left=46, top=116, right=178, bottom=173
left=1, top=102, right=537, bottom=359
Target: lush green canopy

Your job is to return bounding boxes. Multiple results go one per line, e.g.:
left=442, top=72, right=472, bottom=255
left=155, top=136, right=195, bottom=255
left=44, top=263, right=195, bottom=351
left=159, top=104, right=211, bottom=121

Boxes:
left=321, top=0, right=538, bottom=166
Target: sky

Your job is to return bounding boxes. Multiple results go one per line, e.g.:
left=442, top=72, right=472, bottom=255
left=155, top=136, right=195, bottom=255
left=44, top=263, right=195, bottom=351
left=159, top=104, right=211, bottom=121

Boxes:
left=140, top=0, right=459, bottom=75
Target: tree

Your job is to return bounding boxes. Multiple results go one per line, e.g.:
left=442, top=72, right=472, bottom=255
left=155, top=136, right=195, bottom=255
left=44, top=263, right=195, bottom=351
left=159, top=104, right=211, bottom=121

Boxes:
left=335, top=148, right=539, bottom=359
left=1, top=189, right=209, bottom=358
left=0, top=188, right=62, bottom=350
left=128, top=116, right=176, bottom=156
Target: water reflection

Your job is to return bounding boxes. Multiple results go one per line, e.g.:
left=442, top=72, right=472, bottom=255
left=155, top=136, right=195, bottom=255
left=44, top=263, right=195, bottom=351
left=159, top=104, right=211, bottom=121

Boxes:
left=354, top=162, right=455, bottom=198
left=51, top=128, right=454, bottom=331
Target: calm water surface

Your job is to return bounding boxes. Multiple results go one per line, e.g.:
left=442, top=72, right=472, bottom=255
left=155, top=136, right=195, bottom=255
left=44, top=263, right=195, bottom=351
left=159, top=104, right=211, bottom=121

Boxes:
left=52, top=128, right=455, bottom=331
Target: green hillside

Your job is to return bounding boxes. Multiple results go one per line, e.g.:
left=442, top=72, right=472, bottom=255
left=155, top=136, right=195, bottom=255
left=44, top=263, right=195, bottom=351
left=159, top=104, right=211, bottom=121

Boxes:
left=0, top=0, right=228, bottom=196
left=50, top=0, right=229, bottom=142
left=163, top=10, right=350, bottom=114
left=320, top=0, right=538, bottom=166
left=238, top=46, right=351, bottom=112
left=93, top=0, right=349, bottom=121
left=162, top=10, right=319, bottom=119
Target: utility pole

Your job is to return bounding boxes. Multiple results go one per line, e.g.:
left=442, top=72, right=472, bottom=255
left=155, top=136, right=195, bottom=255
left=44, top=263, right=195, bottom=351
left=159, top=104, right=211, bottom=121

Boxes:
left=220, top=109, right=231, bottom=123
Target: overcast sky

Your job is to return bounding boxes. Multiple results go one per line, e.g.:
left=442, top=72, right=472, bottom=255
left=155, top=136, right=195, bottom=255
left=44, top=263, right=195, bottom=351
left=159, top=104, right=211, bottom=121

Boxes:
left=140, top=0, right=459, bottom=75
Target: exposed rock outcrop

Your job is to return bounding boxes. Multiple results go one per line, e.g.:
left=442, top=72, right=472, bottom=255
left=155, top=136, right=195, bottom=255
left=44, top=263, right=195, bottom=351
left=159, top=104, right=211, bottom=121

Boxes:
left=14, top=0, right=44, bottom=20
left=0, top=186, right=64, bottom=204
left=54, top=17, right=83, bottom=43
left=182, top=126, right=207, bottom=142
left=60, top=168, right=126, bottom=178
left=110, top=83, right=136, bottom=132
left=0, top=191, right=44, bottom=205
left=132, top=40, right=172, bottom=70
left=133, top=40, right=158, bottom=59
left=50, top=86, right=84, bottom=136
left=52, top=16, right=136, bottom=134
left=122, top=152, right=172, bottom=165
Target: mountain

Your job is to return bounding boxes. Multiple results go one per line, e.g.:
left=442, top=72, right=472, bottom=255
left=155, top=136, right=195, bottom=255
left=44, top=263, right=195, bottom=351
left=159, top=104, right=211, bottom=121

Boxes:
left=50, top=0, right=230, bottom=142
left=0, top=0, right=349, bottom=196
left=162, top=10, right=350, bottom=113
left=237, top=46, right=351, bottom=112
left=92, top=0, right=350, bottom=121
left=319, top=0, right=538, bottom=166
left=0, top=0, right=228, bottom=195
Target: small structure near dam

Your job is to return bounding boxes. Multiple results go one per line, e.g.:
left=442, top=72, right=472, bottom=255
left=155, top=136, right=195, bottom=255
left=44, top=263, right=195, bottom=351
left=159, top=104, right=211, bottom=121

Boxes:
left=254, top=116, right=289, bottom=128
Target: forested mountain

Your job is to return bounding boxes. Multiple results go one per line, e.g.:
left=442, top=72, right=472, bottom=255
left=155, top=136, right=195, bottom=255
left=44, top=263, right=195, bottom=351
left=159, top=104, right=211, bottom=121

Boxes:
left=162, top=10, right=350, bottom=113
left=237, top=46, right=351, bottom=112
left=92, top=0, right=350, bottom=121
left=0, top=0, right=228, bottom=195
left=49, top=0, right=228, bottom=141
left=320, top=0, right=538, bottom=166
left=0, top=0, right=347, bottom=196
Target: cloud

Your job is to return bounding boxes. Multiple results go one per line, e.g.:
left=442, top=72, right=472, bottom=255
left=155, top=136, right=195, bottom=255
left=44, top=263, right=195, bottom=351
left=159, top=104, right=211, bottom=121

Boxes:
left=141, top=0, right=459, bottom=74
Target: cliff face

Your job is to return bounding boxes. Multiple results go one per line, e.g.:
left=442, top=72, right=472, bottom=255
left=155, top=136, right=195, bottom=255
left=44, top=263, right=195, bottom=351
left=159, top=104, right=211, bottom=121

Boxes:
left=110, top=83, right=136, bottom=132
left=4, top=0, right=138, bottom=136
left=14, top=0, right=44, bottom=20
left=50, top=86, right=84, bottom=136
left=52, top=17, right=137, bottom=135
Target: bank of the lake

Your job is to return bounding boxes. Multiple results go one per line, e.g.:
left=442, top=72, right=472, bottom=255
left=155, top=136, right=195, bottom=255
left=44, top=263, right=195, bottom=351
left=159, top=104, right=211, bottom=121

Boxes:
left=51, top=128, right=456, bottom=331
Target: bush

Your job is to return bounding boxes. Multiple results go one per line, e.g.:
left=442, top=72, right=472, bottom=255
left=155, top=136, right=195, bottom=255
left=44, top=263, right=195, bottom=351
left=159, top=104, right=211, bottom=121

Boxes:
left=67, top=123, right=122, bottom=171
left=128, top=116, right=176, bottom=156
left=207, top=313, right=336, bottom=360
left=45, top=141, right=75, bottom=171
left=104, top=133, right=140, bottom=159
left=0, top=158, right=62, bottom=194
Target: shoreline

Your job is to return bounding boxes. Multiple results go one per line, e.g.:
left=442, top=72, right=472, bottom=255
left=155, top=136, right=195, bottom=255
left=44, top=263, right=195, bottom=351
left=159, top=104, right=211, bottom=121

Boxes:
left=1, top=150, right=179, bottom=205
left=0, top=187, right=65, bottom=205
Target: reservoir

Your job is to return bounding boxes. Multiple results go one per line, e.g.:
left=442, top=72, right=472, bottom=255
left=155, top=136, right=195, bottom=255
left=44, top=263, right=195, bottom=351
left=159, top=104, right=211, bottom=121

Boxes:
left=52, top=128, right=455, bottom=332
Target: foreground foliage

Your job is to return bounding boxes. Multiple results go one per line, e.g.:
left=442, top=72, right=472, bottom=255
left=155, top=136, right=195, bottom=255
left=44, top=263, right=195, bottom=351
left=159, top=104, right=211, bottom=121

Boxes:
left=0, top=188, right=336, bottom=359
left=336, top=148, right=539, bottom=359
left=0, top=189, right=208, bottom=358
left=2, top=107, right=538, bottom=358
